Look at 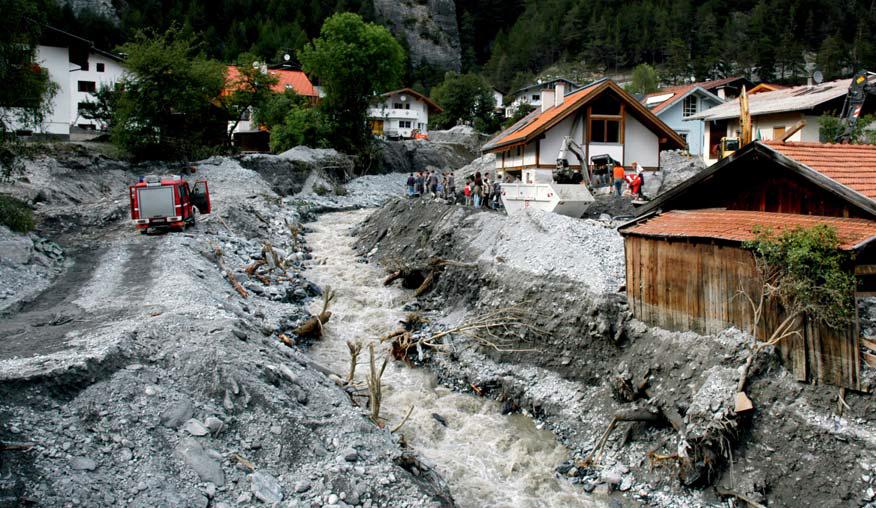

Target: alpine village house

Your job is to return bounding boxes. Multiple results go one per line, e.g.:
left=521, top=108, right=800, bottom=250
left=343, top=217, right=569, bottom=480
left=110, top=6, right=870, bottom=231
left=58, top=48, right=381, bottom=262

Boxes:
left=482, top=79, right=686, bottom=177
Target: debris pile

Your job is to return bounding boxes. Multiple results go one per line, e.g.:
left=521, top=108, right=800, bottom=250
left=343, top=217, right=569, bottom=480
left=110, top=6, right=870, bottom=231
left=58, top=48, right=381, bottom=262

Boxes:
left=0, top=150, right=452, bottom=507
left=356, top=198, right=876, bottom=507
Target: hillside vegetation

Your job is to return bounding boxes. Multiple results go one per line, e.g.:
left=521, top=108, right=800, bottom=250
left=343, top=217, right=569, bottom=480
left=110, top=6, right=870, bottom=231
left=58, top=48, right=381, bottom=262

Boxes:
left=45, top=0, right=876, bottom=92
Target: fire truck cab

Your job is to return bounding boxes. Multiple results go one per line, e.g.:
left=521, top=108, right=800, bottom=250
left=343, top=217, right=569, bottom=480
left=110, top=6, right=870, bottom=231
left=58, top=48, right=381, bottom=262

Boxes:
left=129, top=175, right=211, bottom=233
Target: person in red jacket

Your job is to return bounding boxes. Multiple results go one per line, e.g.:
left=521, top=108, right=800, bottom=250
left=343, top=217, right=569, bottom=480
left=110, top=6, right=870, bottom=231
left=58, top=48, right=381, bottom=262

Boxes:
left=625, top=162, right=645, bottom=199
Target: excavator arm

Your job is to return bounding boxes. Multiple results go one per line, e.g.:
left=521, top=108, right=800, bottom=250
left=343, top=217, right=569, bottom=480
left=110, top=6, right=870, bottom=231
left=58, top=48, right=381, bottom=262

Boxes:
left=556, top=136, right=592, bottom=186
left=836, top=70, right=876, bottom=143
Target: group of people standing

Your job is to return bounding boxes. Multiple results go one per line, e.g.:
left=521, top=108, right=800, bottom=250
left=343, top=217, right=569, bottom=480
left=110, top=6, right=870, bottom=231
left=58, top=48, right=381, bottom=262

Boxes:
left=405, top=170, right=503, bottom=209
left=461, top=171, right=501, bottom=209
left=406, top=170, right=456, bottom=200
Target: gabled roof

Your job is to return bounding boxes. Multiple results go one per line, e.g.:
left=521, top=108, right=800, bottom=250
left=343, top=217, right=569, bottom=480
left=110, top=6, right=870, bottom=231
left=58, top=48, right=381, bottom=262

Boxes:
left=690, top=79, right=855, bottom=121
left=225, top=66, right=318, bottom=97
left=749, top=83, right=788, bottom=94
left=633, top=140, right=876, bottom=219
left=622, top=208, right=876, bottom=251
left=643, top=85, right=723, bottom=115
left=482, top=79, right=687, bottom=152
left=379, top=88, right=443, bottom=113
left=512, top=78, right=580, bottom=96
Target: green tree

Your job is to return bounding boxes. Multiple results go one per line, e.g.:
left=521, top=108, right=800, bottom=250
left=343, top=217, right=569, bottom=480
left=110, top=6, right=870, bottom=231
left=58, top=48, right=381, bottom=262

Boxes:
left=744, top=224, right=857, bottom=328
left=817, top=33, right=849, bottom=80
left=0, top=0, right=58, bottom=177
left=269, top=107, right=331, bottom=152
left=627, top=63, right=659, bottom=96
left=112, top=27, right=226, bottom=159
left=222, top=54, right=279, bottom=143
left=819, top=114, right=876, bottom=144
left=78, top=85, right=120, bottom=131
left=298, top=13, right=405, bottom=155
left=429, top=72, right=495, bottom=130
left=254, top=90, right=310, bottom=130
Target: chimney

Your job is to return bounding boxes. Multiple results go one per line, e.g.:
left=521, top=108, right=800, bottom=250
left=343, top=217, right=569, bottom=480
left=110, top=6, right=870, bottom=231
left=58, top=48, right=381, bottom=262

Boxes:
left=541, top=89, right=555, bottom=112
left=555, top=82, right=566, bottom=106
left=717, top=87, right=726, bottom=100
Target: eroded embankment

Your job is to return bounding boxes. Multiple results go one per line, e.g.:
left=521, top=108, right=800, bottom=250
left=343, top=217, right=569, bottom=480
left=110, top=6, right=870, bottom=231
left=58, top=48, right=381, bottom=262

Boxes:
left=356, top=198, right=876, bottom=508
left=0, top=152, right=450, bottom=508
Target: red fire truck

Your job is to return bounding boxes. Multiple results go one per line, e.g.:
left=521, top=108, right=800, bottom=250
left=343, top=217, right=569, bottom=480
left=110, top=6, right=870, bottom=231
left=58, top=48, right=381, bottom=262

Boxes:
left=129, top=175, right=211, bottom=233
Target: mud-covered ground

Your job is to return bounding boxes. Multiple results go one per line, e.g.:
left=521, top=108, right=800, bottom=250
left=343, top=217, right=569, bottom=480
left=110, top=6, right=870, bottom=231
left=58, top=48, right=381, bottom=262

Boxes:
left=0, top=147, right=449, bottom=508
left=355, top=198, right=876, bottom=508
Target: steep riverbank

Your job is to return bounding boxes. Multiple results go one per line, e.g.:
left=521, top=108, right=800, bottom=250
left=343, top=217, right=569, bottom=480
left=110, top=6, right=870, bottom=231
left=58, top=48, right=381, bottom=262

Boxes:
left=355, top=198, right=876, bottom=508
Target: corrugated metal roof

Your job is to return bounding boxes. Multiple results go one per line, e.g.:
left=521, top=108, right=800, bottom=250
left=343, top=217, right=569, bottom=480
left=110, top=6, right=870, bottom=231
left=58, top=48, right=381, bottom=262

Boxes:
left=623, top=208, right=876, bottom=250
left=691, top=79, right=852, bottom=121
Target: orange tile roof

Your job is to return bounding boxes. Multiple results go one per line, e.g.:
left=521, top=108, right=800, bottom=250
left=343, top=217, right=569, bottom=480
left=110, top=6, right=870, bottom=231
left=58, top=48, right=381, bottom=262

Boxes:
left=765, top=141, right=876, bottom=201
left=624, top=208, right=876, bottom=250
left=490, top=85, right=600, bottom=148
left=644, top=84, right=707, bottom=114
left=225, top=66, right=318, bottom=97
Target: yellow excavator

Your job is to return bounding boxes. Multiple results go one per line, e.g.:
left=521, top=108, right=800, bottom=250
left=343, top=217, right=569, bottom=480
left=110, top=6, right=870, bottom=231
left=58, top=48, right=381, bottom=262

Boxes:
left=717, top=85, right=752, bottom=160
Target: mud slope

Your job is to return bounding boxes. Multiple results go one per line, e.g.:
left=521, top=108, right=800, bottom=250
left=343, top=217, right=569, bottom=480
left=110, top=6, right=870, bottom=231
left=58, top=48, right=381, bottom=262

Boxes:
left=0, top=153, right=451, bottom=508
left=356, top=198, right=876, bottom=508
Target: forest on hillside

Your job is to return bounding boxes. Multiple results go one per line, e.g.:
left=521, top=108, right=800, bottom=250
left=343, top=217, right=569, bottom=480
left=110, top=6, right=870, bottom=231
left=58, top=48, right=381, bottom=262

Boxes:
left=43, top=0, right=876, bottom=91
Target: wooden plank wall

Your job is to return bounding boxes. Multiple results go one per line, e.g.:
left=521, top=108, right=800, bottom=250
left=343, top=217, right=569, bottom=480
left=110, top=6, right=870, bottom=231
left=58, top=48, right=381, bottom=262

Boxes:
left=624, top=235, right=861, bottom=390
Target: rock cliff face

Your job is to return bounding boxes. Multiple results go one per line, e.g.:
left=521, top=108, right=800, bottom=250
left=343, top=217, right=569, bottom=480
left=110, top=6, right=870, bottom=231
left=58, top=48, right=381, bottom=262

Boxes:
left=56, top=0, right=118, bottom=21
left=373, top=0, right=462, bottom=71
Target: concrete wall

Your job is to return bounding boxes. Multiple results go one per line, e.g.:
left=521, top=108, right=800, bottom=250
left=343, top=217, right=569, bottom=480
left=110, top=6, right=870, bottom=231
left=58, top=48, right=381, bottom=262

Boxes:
left=539, top=114, right=585, bottom=168
left=623, top=114, right=658, bottom=167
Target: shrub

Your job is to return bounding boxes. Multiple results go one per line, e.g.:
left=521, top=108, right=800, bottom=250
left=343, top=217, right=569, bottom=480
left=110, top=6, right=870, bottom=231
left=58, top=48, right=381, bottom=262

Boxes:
left=0, top=194, right=35, bottom=233
left=744, top=224, right=856, bottom=327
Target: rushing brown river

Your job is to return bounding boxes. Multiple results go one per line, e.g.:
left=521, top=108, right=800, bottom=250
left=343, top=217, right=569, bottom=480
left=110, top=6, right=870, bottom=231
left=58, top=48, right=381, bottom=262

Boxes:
left=305, top=209, right=601, bottom=508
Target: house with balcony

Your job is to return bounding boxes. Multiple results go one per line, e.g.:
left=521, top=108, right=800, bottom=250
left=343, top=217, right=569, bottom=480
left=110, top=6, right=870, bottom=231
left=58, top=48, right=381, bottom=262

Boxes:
left=368, top=88, right=442, bottom=139
left=642, top=84, right=724, bottom=157
left=482, top=79, right=685, bottom=178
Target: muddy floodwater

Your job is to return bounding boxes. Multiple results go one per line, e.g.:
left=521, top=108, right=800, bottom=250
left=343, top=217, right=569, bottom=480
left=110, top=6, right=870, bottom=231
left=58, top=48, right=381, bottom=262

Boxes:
left=305, top=209, right=602, bottom=508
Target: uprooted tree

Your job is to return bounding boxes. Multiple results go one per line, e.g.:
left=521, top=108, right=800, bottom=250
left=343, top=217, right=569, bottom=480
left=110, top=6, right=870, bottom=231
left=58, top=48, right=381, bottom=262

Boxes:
left=737, top=224, right=857, bottom=400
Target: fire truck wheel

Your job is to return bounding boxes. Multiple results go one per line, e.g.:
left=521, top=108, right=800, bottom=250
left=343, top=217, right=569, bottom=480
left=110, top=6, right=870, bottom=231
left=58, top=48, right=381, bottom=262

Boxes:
left=139, top=228, right=148, bottom=235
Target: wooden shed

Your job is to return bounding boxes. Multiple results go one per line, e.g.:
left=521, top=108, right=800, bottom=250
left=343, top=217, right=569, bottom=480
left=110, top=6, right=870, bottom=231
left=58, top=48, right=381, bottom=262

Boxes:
left=619, top=140, right=876, bottom=390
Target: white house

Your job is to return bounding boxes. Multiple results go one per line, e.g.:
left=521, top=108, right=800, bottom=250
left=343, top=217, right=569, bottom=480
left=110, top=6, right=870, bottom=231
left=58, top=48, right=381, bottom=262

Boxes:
left=642, top=84, right=724, bottom=157
left=70, top=48, right=126, bottom=129
left=368, top=88, right=443, bottom=139
left=9, top=26, right=125, bottom=138
left=690, top=78, right=861, bottom=165
left=503, top=78, right=580, bottom=117
left=492, top=88, right=504, bottom=111
left=483, top=79, right=686, bottom=175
